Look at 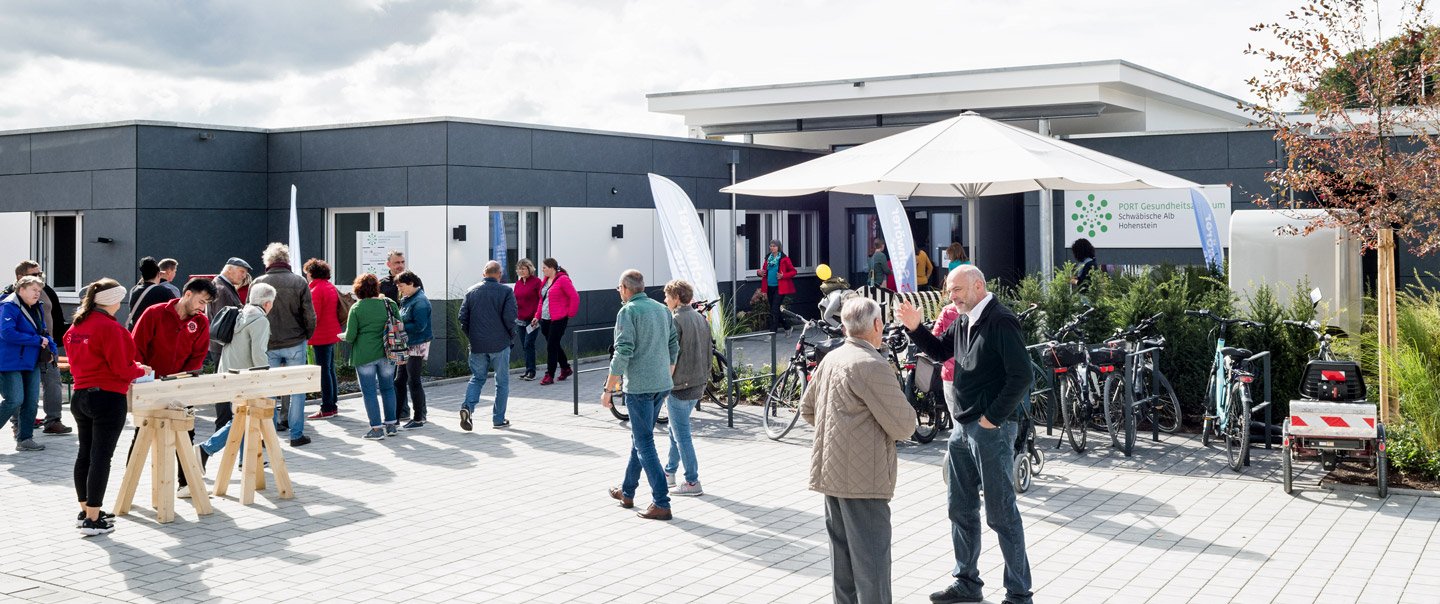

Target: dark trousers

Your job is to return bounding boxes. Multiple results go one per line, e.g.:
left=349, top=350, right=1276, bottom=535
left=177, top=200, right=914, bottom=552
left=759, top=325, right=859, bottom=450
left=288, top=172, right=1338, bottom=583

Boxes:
left=767, top=290, right=785, bottom=331
left=540, top=317, right=571, bottom=376
left=516, top=320, right=540, bottom=374
left=394, top=355, right=427, bottom=421
left=947, top=420, right=1032, bottom=602
left=72, top=389, right=128, bottom=508
left=314, top=343, right=339, bottom=413
left=824, top=495, right=893, bottom=604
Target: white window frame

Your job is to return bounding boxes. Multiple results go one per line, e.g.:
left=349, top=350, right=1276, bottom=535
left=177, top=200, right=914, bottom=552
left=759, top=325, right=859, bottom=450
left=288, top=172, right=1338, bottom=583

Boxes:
left=783, top=210, right=821, bottom=271
left=327, top=207, right=386, bottom=292
left=741, top=210, right=780, bottom=275
left=489, top=206, right=547, bottom=282
left=33, top=211, right=83, bottom=298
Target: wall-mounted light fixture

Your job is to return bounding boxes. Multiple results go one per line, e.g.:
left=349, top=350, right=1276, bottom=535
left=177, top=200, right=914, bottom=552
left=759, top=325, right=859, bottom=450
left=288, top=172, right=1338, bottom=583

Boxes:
left=198, top=132, right=214, bottom=141
left=610, top=187, right=619, bottom=195
left=94, top=237, right=114, bottom=244
left=611, top=225, right=624, bottom=239
left=452, top=225, right=467, bottom=241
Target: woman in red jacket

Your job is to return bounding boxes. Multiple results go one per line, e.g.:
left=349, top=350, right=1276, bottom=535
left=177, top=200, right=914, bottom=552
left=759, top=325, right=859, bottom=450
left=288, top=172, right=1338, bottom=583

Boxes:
left=513, top=259, right=544, bottom=381
left=304, top=259, right=342, bottom=419
left=64, top=278, right=149, bottom=536
left=530, top=258, right=578, bottom=385
left=756, top=239, right=797, bottom=332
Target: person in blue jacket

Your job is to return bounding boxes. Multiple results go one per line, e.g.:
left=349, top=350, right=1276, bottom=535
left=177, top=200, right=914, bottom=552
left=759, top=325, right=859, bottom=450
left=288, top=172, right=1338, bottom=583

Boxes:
left=1, top=275, right=59, bottom=452
left=394, top=271, right=433, bottom=429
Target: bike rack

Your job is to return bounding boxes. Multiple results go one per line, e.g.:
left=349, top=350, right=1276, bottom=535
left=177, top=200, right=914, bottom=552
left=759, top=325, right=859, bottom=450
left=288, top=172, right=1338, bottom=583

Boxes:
left=722, top=330, right=778, bottom=429
left=1024, top=343, right=1059, bottom=438
left=1245, top=350, right=1275, bottom=459
left=1122, top=344, right=1166, bottom=450
left=570, top=325, right=617, bottom=416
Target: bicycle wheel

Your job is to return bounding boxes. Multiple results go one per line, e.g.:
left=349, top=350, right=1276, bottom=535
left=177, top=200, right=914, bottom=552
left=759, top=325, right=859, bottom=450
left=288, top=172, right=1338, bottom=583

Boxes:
left=704, top=350, right=739, bottom=410
left=1101, top=373, right=1134, bottom=456
left=1059, top=373, right=1087, bottom=453
left=1282, top=420, right=1294, bottom=495
left=609, top=391, right=628, bottom=422
left=1225, top=381, right=1252, bottom=472
left=1150, top=369, right=1183, bottom=433
left=1201, top=365, right=1217, bottom=447
left=763, top=364, right=804, bottom=440
left=1028, top=365, right=1052, bottom=428
left=906, top=371, right=940, bottom=444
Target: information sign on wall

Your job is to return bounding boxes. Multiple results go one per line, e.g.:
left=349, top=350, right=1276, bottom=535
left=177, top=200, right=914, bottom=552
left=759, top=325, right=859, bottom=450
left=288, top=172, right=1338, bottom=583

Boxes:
left=1064, top=185, right=1231, bottom=248
left=357, top=231, right=408, bottom=278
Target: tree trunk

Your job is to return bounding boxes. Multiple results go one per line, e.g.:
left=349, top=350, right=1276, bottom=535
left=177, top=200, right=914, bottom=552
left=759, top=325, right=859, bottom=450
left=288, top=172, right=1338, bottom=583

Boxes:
left=1377, top=228, right=1399, bottom=423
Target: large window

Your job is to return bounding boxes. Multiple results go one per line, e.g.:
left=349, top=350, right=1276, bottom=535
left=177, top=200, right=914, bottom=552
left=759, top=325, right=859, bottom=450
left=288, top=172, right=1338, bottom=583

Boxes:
left=328, top=208, right=385, bottom=289
left=490, top=208, right=544, bottom=282
left=743, top=210, right=820, bottom=273
left=35, top=213, right=82, bottom=294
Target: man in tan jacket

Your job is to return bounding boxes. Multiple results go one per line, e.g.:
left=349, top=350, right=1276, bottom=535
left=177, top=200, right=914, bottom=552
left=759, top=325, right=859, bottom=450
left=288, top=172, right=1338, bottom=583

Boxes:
left=801, top=296, right=918, bottom=604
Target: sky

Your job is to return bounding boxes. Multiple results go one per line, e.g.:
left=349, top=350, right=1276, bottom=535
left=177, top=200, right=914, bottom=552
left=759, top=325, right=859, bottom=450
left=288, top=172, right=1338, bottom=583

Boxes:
left=0, top=0, right=1420, bottom=137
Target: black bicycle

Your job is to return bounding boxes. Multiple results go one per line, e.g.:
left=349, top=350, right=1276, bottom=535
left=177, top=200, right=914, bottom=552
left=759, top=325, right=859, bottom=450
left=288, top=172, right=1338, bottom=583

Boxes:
left=690, top=299, right=739, bottom=411
left=883, top=324, right=952, bottom=444
left=1099, top=313, right=1182, bottom=456
left=762, top=309, right=843, bottom=440
left=1040, top=307, right=1102, bottom=454
left=1016, top=304, right=1056, bottom=433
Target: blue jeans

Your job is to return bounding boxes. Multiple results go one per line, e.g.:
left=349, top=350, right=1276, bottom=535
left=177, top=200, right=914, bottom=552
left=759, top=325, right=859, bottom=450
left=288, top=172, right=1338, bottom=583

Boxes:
left=947, top=419, right=1032, bottom=602
left=268, top=342, right=308, bottom=439
left=0, top=369, right=41, bottom=441
left=516, top=320, right=539, bottom=374
left=313, top=344, right=339, bottom=413
left=463, top=349, right=510, bottom=425
left=665, top=395, right=699, bottom=483
left=621, top=390, right=671, bottom=510
left=355, top=359, right=397, bottom=428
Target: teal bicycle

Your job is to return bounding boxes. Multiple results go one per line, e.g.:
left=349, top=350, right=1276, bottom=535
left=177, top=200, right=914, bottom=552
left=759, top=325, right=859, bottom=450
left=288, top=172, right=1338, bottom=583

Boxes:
left=1185, top=309, right=1266, bottom=471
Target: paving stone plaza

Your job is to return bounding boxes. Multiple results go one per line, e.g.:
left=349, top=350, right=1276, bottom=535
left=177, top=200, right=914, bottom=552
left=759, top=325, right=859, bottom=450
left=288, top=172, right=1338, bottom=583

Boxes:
left=2, top=348, right=1437, bottom=603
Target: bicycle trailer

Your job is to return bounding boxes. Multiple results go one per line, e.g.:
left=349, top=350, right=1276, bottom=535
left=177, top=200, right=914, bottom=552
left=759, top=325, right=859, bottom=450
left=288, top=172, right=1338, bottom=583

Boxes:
left=1281, top=359, right=1386, bottom=497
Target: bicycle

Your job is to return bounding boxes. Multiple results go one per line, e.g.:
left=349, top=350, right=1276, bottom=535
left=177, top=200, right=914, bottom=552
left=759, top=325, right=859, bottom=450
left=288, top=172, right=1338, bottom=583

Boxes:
left=1099, top=313, right=1182, bottom=456
left=690, top=299, right=739, bottom=411
left=761, top=309, right=844, bottom=440
left=1016, top=304, right=1056, bottom=435
left=1039, top=307, right=1102, bottom=454
left=882, top=323, right=952, bottom=444
left=1185, top=309, right=1265, bottom=471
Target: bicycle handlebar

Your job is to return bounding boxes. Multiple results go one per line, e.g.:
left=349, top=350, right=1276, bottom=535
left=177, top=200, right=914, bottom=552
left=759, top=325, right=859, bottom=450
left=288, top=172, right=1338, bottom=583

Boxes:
left=1185, top=309, right=1262, bottom=328
left=1016, top=303, right=1040, bottom=322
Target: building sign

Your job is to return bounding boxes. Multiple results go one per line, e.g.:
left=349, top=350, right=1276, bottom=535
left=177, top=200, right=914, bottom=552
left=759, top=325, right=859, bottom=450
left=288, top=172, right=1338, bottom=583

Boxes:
left=357, top=231, right=408, bottom=278
left=1064, top=185, right=1231, bottom=248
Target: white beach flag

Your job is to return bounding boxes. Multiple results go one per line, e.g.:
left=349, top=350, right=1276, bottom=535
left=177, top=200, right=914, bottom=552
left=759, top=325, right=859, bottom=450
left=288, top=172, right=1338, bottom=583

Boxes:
left=648, top=174, right=721, bottom=319
left=289, top=185, right=302, bottom=275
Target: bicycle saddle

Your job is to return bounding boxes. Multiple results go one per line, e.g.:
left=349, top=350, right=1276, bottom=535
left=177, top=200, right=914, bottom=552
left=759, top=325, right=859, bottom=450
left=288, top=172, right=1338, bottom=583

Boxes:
left=1220, top=347, right=1252, bottom=359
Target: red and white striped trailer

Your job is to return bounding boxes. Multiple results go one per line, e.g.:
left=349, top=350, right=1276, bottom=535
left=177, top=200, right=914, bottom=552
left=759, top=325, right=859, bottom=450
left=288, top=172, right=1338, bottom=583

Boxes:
left=1282, top=398, right=1386, bottom=498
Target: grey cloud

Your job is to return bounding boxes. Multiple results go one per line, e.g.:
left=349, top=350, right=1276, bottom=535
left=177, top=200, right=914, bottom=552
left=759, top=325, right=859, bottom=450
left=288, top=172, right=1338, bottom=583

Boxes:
left=0, top=0, right=499, bottom=80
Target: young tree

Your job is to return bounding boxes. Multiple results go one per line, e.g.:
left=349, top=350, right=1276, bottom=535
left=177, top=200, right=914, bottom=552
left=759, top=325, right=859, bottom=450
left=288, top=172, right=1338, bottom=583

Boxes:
left=1245, top=0, right=1440, bottom=419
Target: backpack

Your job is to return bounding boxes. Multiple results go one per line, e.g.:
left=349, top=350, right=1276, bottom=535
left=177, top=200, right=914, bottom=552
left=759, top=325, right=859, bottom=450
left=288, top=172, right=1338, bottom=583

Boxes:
left=210, top=306, right=241, bottom=345
left=382, top=299, right=409, bottom=364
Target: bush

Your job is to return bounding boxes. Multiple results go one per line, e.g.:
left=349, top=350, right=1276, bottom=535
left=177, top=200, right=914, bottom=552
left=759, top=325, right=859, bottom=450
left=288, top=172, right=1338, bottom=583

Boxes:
left=1387, top=422, right=1440, bottom=480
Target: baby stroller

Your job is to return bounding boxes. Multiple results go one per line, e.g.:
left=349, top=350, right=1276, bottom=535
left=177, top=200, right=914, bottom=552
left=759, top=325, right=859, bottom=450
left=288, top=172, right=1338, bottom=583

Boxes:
left=1013, top=394, right=1045, bottom=493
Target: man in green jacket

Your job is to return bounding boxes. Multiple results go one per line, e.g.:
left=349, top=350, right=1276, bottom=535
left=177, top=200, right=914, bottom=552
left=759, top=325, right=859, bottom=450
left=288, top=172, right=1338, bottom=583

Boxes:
left=602, top=269, right=678, bottom=521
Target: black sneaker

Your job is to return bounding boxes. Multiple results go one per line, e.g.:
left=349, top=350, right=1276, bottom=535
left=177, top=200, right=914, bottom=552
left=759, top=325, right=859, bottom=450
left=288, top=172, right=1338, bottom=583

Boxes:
left=930, top=584, right=984, bottom=604
left=459, top=409, right=473, bottom=432
left=75, top=510, right=115, bottom=528
left=290, top=435, right=312, bottom=447
left=79, top=516, right=115, bottom=536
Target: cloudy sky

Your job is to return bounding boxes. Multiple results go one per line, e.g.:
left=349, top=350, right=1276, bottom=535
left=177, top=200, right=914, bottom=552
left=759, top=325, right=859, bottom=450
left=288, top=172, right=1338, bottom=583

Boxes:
left=0, top=0, right=1415, bottom=136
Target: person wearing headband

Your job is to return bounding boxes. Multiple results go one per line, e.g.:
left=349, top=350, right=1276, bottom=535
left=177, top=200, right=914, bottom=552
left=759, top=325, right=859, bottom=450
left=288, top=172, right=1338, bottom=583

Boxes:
left=64, top=278, right=150, bottom=536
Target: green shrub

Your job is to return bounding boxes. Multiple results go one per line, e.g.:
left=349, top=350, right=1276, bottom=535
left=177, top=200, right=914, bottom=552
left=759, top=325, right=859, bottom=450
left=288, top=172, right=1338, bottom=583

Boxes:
left=1386, top=422, right=1440, bottom=480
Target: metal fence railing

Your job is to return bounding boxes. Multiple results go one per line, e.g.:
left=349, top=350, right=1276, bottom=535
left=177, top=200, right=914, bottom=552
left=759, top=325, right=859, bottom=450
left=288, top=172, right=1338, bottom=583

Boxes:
left=722, top=330, right=778, bottom=428
left=570, top=326, right=615, bottom=416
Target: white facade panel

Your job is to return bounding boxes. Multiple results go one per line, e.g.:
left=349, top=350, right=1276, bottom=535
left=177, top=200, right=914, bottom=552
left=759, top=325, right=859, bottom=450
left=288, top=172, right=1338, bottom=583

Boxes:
left=550, top=208, right=661, bottom=292
left=446, top=206, right=490, bottom=300
left=383, top=205, right=449, bottom=298
left=0, top=212, right=31, bottom=273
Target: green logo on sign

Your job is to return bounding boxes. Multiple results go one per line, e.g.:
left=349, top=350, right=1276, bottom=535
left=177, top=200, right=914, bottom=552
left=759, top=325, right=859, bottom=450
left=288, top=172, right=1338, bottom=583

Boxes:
left=1072, top=194, right=1112, bottom=238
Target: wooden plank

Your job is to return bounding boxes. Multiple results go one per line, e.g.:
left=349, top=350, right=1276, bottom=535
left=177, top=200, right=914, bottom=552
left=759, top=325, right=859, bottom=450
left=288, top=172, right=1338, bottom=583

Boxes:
left=129, top=366, right=321, bottom=410
left=153, top=421, right=176, bottom=523
left=212, top=405, right=248, bottom=498
left=113, top=423, right=154, bottom=516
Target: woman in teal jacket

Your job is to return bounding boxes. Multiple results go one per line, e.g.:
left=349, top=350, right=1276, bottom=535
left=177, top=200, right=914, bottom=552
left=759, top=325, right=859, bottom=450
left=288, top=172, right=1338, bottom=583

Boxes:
left=0, top=276, right=58, bottom=452
left=394, top=271, right=432, bottom=428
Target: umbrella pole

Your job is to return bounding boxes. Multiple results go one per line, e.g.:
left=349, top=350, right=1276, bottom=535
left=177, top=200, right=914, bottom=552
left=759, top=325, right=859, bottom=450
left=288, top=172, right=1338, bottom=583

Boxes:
left=967, top=196, right=978, bottom=267
left=1038, top=119, right=1054, bottom=282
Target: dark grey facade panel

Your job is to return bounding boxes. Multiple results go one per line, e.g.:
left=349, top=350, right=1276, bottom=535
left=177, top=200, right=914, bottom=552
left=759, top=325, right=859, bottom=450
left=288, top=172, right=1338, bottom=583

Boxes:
left=136, top=126, right=267, bottom=172
left=740, top=148, right=822, bottom=180
left=92, top=169, right=136, bottom=210
left=0, top=172, right=92, bottom=210
left=651, top=140, right=738, bottom=179
left=268, top=132, right=302, bottom=173
left=406, top=166, right=446, bottom=205
left=300, top=123, right=446, bottom=171
left=585, top=172, right=652, bottom=208
left=269, top=168, right=408, bottom=209
left=531, top=130, right=652, bottom=175
left=83, top=209, right=137, bottom=284
left=0, top=134, right=30, bottom=175
left=30, top=127, right=136, bottom=173
left=263, top=207, right=326, bottom=261
left=1227, top=130, right=1280, bottom=169
left=447, top=166, right=585, bottom=206
left=447, top=122, right=532, bottom=169
left=137, top=169, right=266, bottom=210
left=136, top=208, right=267, bottom=278
left=1070, top=132, right=1229, bottom=172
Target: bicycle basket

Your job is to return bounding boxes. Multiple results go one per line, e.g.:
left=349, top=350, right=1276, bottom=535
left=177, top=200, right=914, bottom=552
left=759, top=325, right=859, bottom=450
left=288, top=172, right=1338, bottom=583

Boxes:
left=1043, top=342, right=1086, bottom=369
left=1088, top=346, right=1124, bottom=369
left=912, top=354, right=944, bottom=395
left=1299, top=360, right=1366, bottom=402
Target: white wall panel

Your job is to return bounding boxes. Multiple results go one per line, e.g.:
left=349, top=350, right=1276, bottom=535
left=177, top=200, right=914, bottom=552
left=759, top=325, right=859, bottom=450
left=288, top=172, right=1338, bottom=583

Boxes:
left=383, top=205, right=448, bottom=297
left=0, top=213, right=31, bottom=274
left=550, top=208, right=659, bottom=292
left=446, top=206, right=490, bottom=300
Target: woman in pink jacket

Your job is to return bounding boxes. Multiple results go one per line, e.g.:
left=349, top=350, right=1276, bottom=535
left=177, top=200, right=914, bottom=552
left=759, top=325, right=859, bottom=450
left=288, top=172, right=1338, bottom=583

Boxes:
left=531, top=258, right=578, bottom=385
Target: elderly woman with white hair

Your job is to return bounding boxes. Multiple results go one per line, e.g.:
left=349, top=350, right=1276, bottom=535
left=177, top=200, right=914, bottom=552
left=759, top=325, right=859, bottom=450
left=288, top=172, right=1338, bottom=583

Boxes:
left=191, top=283, right=277, bottom=472
left=799, top=296, right=917, bottom=603
left=1, top=274, right=60, bottom=452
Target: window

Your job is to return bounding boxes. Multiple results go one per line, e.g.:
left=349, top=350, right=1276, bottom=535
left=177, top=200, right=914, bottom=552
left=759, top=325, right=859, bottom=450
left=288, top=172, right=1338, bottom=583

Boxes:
left=784, top=211, right=820, bottom=269
left=328, top=208, right=385, bottom=289
left=744, top=210, right=820, bottom=273
left=490, top=208, right=544, bottom=282
left=35, top=213, right=82, bottom=294
left=741, top=211, right=779, bottom=273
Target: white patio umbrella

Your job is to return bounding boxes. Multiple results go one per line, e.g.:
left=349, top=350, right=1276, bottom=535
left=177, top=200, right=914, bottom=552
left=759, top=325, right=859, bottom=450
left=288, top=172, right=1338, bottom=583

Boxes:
left=721, top=111, right=1199, bottom=271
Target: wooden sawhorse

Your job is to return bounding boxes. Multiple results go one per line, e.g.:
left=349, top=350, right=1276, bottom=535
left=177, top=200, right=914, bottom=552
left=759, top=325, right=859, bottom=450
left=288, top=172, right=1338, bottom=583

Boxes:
left=211, top=397, right=294, bottom=504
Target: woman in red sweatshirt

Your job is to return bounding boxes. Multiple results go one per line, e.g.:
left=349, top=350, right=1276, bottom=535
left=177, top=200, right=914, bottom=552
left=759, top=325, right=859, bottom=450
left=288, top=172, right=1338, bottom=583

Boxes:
left=64, top=278, right=149, bottom=536
left=513, top=259, right=544, bottom=381
left=304, top=259, right=343, bottom=418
